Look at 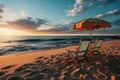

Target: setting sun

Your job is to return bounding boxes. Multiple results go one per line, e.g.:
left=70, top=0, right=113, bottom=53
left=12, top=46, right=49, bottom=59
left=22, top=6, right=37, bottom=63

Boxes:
left=0, top=28, right=29, bottom=36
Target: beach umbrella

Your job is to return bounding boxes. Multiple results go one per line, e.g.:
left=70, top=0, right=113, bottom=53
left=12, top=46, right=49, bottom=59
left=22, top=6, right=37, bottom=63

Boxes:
left=73, top=18, right=111, bottom=39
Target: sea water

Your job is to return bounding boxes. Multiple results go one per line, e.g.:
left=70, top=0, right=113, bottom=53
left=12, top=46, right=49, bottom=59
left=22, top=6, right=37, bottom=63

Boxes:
left=0, top=36, right=119, bottom=55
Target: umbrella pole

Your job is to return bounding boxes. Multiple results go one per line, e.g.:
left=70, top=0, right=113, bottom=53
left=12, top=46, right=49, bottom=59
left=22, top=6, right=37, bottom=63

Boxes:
left=90, top=30, right=92, bottom=40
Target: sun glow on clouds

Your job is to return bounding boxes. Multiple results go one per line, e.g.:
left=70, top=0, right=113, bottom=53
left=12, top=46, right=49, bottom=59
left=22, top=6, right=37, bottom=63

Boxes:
left=0, top=28, right=29, bottom=36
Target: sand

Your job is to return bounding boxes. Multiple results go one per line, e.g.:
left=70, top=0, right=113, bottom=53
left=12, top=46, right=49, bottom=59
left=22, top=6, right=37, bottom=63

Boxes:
left=0, top=40, right=120, bottom=80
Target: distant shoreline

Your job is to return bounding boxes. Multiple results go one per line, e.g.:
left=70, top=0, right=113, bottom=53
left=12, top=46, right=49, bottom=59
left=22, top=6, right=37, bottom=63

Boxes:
left=0, top=34, right=120, bottom=36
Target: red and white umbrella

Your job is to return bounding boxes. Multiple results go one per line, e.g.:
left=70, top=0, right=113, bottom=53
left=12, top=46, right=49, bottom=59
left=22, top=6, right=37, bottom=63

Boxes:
left=73, top=18, right=111, bottom=39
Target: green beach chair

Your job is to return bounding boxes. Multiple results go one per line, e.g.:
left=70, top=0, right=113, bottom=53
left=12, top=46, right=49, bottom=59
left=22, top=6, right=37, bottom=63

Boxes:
left=92, top=39, right=104, bottom=56
left=64, top=39, right=91, bottom=65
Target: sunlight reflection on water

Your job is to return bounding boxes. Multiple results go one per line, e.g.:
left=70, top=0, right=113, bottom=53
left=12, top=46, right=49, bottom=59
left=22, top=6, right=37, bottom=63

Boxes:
left=0, top=35, right=119, bottom=55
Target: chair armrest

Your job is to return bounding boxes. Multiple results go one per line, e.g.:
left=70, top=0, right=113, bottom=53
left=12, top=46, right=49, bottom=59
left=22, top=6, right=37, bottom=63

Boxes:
left=66, top=49, right=76, bottom=56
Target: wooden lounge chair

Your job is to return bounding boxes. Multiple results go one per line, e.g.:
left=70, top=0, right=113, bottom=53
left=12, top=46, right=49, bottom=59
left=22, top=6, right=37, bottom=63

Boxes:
left=64, top=39, right=91, bottom=65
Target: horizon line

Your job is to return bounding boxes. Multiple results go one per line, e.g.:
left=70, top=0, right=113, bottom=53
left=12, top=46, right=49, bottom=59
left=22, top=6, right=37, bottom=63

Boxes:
left=0, top=34, right=119, bottom=36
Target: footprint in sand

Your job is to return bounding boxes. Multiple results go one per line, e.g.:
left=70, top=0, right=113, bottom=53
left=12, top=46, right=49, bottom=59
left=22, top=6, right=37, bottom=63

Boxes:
left=0, top=71, right=6, bottom=77
left=50, top=55, right=55, bottom=58
left=19, top=69, right=33, bottom=75
left=14, top=63, right=39, bottom=74
left=7, top=76, right=23, bottom=80
left=1, top=65, right=16, bottom=70
left=24, top=74, right=45, bottom=80
left=22, top=63, right=36, bottom=68
left=35, top=56, right=44, bottom=60
left=24, top=70, right=41, bottom=77
left=14, top=66, right=26, bottom=73
left=35, top=60, right=42, bottom=63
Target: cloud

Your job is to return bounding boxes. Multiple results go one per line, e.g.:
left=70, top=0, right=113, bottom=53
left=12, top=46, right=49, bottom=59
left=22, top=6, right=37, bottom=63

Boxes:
left=67, top=6, right=83, bottom=16
left=37, top=24, right=55, bottom=30
left=95, top=29, right=120, bottom=34
left=47, top=25, right=69, bottom=33
left=0, top=4, right=6, bottom=20
left=37, top=24, right=68, bottom=33
left=0, top=15, right=3, bottom=19
left=20, top=11, right=28, bottom=19
left=107, top=9, right=120, bottom=15
left=67, top=0, right=84, bottom=16
left=7, top=17, right=49, bottom=31
left=96, top=9, right=120, bottom=18
left=96, top=14, right=104, bottom=18
left=37, top=22, right=75, bottom=33
left=67, top=0, right=118, bottom=16
left=66, top=0, right=97, bottom=16
left=61, top=19, right=73, bottom=25
left=38, top=22, right=89, bottom=34
left=2, top=15, right=119, bottom=34
left=0, top=4, right=19, bottom=23
left=112, top=19, right=120, bottom=26
left=99, top=0, right=118, bottom=7
left=0, top=7, right=50, bottom=32
left=0, top=4, right=5, bottom=13
left=39, top=22, right=120, bottom=34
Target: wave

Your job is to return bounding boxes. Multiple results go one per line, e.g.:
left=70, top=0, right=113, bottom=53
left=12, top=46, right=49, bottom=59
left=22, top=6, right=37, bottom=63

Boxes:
left=0, top=41, right=78, bottom=55
left=0, top=36, right=119, bottom=55
left=8, top=38, right=72, bottom=43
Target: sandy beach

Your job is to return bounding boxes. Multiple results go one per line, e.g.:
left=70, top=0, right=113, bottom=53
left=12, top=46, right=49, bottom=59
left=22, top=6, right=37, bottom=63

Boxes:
left=0, top=40, right=120, bottom=80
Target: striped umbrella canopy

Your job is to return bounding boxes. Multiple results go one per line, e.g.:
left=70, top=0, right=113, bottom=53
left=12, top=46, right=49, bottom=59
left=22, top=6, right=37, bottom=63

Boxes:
left=73, top=18, right=111, bottom=39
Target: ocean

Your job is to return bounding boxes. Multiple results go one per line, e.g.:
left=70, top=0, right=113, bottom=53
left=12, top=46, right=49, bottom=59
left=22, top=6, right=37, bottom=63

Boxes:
left=0, top=36, right=119, bottom=55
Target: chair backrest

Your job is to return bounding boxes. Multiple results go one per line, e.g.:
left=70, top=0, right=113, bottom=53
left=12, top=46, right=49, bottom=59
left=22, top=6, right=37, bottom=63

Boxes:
left=93, top=39, right=104, bottom=51
left=77, top=39, right=91, bottom=56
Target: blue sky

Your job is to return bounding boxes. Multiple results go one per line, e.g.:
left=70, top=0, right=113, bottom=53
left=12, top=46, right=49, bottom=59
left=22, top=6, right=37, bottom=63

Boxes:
left=0, top=0, right=120, bottom=35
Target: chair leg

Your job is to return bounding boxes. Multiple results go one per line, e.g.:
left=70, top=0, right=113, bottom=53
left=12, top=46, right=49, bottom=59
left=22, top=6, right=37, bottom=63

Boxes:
left=63, top=54, right=70, bottom=64
left=63, top=53, right=80, bottom=66
left=83, top=55, right=89, bottom=63
left=70, top=57, right=80, bottom=66
left=97, top=51, right=103, bottom=57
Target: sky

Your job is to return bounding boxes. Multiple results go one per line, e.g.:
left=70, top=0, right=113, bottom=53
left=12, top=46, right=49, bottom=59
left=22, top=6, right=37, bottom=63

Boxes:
left=0, top=0, right=120, bottom=36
